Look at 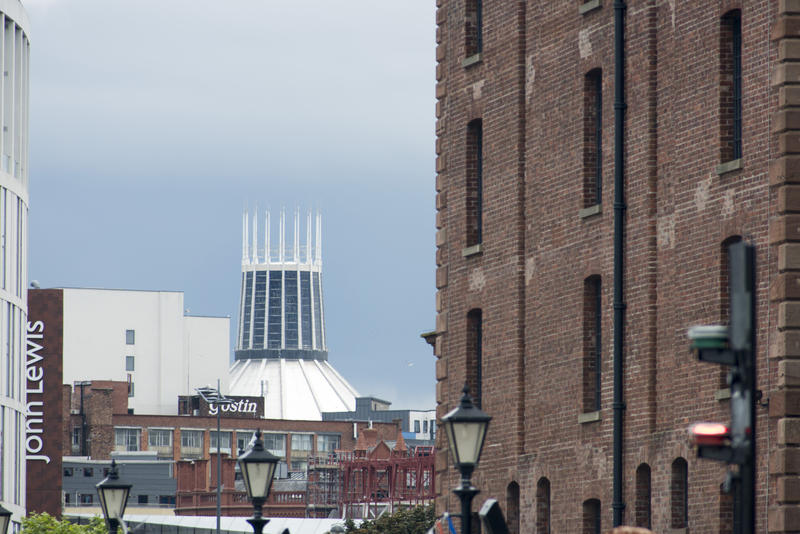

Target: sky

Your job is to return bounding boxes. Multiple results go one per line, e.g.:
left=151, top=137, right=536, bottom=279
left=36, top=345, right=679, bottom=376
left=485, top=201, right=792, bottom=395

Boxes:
left=24, top=0, right=437, bottom=410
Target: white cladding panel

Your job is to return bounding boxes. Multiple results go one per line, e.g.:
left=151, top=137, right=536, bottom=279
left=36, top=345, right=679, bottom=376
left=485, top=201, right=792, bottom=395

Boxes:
left=62, top=288, right=229, bottom=415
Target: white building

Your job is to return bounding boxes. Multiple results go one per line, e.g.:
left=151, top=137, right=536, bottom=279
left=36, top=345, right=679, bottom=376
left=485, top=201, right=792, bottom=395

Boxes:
left=0, top=0, right=30, bottom=527
left=60, top=288, right=230, bottom=415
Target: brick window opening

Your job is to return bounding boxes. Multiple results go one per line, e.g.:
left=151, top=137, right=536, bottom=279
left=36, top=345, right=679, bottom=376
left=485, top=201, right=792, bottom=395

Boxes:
left=536, top=478, right=550, bottom=534
left=720, top=10, right=742, bottom=163
left=635, top=463, right=651, bottom=529
left=467, top=309, right=483, bottom=408
left=583, top=276, right=602, bottom=413
left=466, top=119, right=483, bottom=247
left=582, top=499, right=601, bottom=534
left=465, top=0, right=482, bottom=57
left=506, top=482, right=520, bottom=534
left=583, top=69, right=602, bottom=207
left=671, top=457, right=689, bottom=529
left=719, top=236, right=742, bottom=387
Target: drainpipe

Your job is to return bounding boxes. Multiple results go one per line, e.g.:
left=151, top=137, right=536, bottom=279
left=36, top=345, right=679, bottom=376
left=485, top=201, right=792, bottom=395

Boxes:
left=612, top=0, right=627, bottom=527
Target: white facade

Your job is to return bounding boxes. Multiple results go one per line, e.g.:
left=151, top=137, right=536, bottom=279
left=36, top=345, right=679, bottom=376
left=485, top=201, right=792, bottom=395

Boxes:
left=0, top=0, right=29, bottom=527
left=407, top=410, right=437, bottom=441
left=61, top=288, right=229, bottom=415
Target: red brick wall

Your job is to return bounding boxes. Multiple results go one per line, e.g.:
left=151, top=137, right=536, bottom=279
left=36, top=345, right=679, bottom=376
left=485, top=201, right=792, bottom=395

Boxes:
left=434, top=0, right=782, bottom=531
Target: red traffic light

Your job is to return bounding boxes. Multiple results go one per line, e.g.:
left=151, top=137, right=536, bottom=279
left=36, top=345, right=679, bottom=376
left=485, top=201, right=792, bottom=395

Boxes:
left=689, top=422, right=730, bottom=446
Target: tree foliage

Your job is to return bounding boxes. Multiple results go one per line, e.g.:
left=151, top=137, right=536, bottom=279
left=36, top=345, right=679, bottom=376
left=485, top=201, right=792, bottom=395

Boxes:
left=21, top=513, right=106, bottom=534
left=345, top=504, right=435, bottom=534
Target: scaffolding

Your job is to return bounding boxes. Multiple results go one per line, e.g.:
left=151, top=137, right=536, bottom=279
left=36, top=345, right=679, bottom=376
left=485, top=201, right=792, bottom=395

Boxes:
left=306, top=446, right=435, bottom=519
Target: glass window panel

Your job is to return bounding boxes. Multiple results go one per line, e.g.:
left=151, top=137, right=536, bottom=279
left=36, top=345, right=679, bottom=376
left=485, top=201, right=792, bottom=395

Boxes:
left=241, top=272, right=253, bottom=349
left=252, top=271, right=267, bottom=348
left=284, top=271, right=298, bottom=348
left=267, top=271, right=282, bottom=348
left=300, top=271, right=312, bottom=349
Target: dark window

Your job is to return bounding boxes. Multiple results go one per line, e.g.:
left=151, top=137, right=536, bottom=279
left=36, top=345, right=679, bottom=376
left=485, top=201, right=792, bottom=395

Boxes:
left=253, top=271, right=267, bottom=348
left=414, top=420, right=421, bottom=433
left=83, top=467, right=93, bottom=477
left=536, top=478, right=550, bottom=534
left=241, top=271, right=254, bottom=348
left=582, top=499, right=601, bottom=534
left=138, top=495, right=148, bottom=505
left=465, top=0, right=482, bottom=57
left=125, top=355, right=134, bottom=372
left=583, top=276, right=602, bottom=412
left=584, top=69, right=602, bottom=207
left=423, top=420, right=428, bottom=433
left=63, top=467, right=73, bottom=477
left=300, top=271, right=312, bottom=349
left=671, top=457, right=688, bottom=528
left=467, top=309, right=483, bottom=408
left=128, top=381, right=134, bottom=398
left=125, top=329, right=135, bottom=345
left=64, top=493, right=71, bottom=505
left=720, top=10, right=742, bottom=162
left=284, top=271, right=299, bottom=348
left=635, top=464, right=651, bottom=529
left=312, top=272, right=324, bottom=349
left=267, top=271, right=283, bottom=349
left=159, top=495, right=176, bottom=505
left=80, top=494, right=93, bottom=504
left=466, top=119, right=483, bottom=247
left=506, top=482, right=520, bottom=534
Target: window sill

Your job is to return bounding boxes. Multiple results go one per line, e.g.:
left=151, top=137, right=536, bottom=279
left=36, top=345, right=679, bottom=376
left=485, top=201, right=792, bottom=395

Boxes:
left=579, top=204, right=602, bottom=219
left=578, top=410, right=601, bottom=424
left=715, top=388, right=731, bottom=401
left=462, top=243, right=483, bottom=258
left=716, top=158, right=742, bottom=175
left=462, top=53, right=482, bottom=68
left=579, top=0, right=601, bottom=15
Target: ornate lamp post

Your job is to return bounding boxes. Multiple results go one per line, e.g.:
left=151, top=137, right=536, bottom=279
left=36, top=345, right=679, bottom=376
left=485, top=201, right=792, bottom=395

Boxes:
left=96, top=459, right=132, bottom=534
left=237, top=430, right=280, bottom=534
left=441, top=385, right=491, bottom=534
left=0, top=503, right=12, bottom=534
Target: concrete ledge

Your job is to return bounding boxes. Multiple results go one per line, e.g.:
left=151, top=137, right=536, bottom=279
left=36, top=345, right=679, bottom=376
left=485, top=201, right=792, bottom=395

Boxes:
left=716, top=158, right=742, bottom=175
left=462, top=243, right=483, bottom=258
left=462, top=53, right=482, bottom=68
left=578, top=410, right=601, bottom=424
left=579, top=0, right=601, bottom=14
left=579, top=204, right=602, bottom=219
left=715, top=388, right=732, bottom=401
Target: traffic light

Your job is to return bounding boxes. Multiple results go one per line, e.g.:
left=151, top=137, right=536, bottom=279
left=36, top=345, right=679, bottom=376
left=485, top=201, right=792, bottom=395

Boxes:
left=687, top=241, right=755, bottom=533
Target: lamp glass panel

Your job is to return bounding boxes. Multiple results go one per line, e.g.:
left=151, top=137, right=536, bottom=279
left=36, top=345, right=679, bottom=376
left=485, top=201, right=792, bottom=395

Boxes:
left=100, top=487, right=129, bottom=519
left=243, top=461, right=276, bottom=499
left=451, top=420, right=487, bottom=466
left=0, top=514, right=9, bottom=534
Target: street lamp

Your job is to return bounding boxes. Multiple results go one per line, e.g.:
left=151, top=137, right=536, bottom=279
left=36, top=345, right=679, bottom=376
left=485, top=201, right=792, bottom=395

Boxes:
left=96, top=459, right=132, bottom=534
left=441, top=384, right=491, bottom=534
left=237, top=429, right=280, bottom=534
left=196, top=380, right=234, bottom=534
left=0, top=503, right=12, bottom=534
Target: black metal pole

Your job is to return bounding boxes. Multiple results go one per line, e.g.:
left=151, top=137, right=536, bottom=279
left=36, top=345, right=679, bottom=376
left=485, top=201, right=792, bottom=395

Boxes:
left=107, top=518, right=118, bottom=534
left=453, top=468, right=479, bottom=534
left=216, top=379, right=222, bottom=534
left=247, top=498, right=269, bottom=534
left=612, top=0, right=627, bottom=527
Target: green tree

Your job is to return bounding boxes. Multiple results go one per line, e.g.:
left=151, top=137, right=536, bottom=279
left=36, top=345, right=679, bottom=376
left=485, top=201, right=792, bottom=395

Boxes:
left=21, top=513, right=106, bottom=534
left=344, top=504, right=435, bottom=534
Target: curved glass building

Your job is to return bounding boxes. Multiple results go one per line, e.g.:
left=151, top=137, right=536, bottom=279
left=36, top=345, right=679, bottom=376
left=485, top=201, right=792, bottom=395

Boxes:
left=0, top=1, right=30, bottom=526
left=230, top=209, right=358, bottom=420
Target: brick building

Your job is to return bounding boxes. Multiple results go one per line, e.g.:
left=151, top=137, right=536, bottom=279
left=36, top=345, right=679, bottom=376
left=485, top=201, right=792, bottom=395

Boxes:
left=431, top=1, right=800, bottom=532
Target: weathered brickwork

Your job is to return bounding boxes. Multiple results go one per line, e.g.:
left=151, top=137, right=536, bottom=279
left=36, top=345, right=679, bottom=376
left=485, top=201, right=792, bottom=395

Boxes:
left=434, top=0, right=788, bottom=531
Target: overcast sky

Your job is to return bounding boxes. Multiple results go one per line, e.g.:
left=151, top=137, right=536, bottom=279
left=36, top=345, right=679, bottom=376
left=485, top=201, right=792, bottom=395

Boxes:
left=24, top=0, right=437, bottom=410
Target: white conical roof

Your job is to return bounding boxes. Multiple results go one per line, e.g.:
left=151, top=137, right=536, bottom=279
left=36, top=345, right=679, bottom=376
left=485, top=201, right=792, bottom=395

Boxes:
left=228, top=358, right=359, bottom=420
